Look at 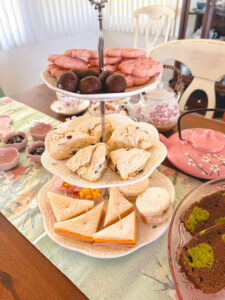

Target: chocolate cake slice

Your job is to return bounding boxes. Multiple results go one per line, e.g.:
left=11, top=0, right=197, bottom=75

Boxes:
left=180, top=190, right=225, bottom=236
left=178, top=223, right=225, bottom=294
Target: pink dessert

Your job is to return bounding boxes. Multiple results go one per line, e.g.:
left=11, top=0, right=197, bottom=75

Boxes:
left=3, top=131, right=28, bottom=150
left=27, top=141, right=45, bottom=163
left=29, top=122, right=53, bottom=141
left=0, top=115, right=13, bottom=139
left=0, top=147, right=19, bottom=171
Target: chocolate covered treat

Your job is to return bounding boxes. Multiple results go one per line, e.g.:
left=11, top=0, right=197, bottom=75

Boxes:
left=80, top=69, right=99, bottom=79
left=57, top=71, right=78, bottom=92
left=70, top=69, right=84, bottom=79
left=106, top=74, right=126, bottom=93
left=178, top=223, right=225, bottom=294
left=79, top=76, right=102, bottom=94
left=98, top=70, right=113, bottom=91
left=180, top=190, right=225, bottom=236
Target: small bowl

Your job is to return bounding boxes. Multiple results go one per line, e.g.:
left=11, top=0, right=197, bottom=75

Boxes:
left=3, top=131, right=28, bottom=150
left=29, top=122, right=53, bottom=141
left=27, top=141, right=45, bottom=163
left=0, top=147, right=19, bottom=170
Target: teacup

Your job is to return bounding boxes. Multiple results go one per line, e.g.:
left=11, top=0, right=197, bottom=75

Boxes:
left=56, top=92, right=81, bottom=111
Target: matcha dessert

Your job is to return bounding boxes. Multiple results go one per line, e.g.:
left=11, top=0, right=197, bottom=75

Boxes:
left=178, top=223, right=225, bottom=294
left=180, top=190, right=225, bottom=236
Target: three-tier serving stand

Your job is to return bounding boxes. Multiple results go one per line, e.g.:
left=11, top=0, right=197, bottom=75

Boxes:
left=38, top=1, right=174, bottom=258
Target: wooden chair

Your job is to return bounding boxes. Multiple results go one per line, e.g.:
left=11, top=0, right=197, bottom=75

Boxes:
left=133, top=5, right=175, bottom=52
left=149, top=39, right=225, bottom=119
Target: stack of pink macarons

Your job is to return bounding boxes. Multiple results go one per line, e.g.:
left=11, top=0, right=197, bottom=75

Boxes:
left=47, top=48, right=162, bottom=88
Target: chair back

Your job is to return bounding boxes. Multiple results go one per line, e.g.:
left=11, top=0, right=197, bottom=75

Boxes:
left=149, top=39, right=225, bottom=119
left=133, top=5, right=175, bottom=52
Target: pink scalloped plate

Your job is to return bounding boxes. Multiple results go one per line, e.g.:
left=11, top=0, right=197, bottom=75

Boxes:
left=168, top=177, right=225, bottom=299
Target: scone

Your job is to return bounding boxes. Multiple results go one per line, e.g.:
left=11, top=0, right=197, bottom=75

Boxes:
left=66, top=143, right=108, bottom=182
left=49, top=127, right=96, bottom=160
left=119, top=177, right=150, bottom=201
left=109, top=148, right=151, bottom=180
left=107, top=123, right=158, bottom=152
left=75, top=117, right=113, bottom=142
left=136, top=187, right=171, bottom=225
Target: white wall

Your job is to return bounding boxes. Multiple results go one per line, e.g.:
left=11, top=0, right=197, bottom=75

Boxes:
left=0, top=31, right=98, bottom=96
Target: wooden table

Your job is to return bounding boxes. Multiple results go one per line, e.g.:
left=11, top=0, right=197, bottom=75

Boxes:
left=1, top=84, right=224, bottom=300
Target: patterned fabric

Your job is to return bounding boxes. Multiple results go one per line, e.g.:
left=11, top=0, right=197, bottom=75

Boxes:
left=0, top=97, right=201, bottom=300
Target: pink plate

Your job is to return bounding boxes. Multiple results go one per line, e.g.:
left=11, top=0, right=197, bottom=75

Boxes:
left=168, top=177, right=225, bottom=299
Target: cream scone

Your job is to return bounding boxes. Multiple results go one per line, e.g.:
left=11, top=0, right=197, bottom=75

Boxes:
left=75, top=117, right=113, bottom=142
left=136, top=187, right=171, bottom=226
left=109, top=148, right=151, bottom=180
left=49, top=127, right=96, bottom=160
left=119, top=177, right=150, bottom=201
left=107, top=123, right=158, bottom=152
left=66, top=143, right=108, bottom=182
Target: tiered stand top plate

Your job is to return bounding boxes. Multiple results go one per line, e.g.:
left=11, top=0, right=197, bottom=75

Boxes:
left=38, top=169, right=175, bottom=258
left=41, top=114, right=167, bottom=188
left=41, top=70, right=161, bottom=101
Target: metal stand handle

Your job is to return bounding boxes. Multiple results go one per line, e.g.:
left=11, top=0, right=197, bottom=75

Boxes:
left=89, top=0, right=108, bottom=142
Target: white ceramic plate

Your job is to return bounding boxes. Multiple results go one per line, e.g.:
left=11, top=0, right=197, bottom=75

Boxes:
left=41, top=70, right=161, bottom=101
left=38, top=169, right=175, bottom=258
left=41, top=114, right=167, bottom=188
left=50, top=100, right=89, bottom=115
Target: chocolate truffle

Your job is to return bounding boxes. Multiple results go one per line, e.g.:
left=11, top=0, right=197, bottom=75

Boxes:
left=80, top=69, right=99, bottom=79
left=79, top=76, right=102, bottom=94
left=70, top=69, right=85, bottom=79
left=57, top=71, right=78, bottom=92
left=99, top=70, right=113, bottom=91
left=106, top=74, right=126, bottom=93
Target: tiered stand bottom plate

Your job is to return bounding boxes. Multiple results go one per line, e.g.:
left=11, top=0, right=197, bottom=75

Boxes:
left=38, top=169, right=175, bottom=259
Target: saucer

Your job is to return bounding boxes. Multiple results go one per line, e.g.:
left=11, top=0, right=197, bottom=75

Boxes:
left=50, top=100, right=89, bottom=115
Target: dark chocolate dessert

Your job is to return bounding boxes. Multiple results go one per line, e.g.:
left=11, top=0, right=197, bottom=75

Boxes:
left=106, top=74, right=126, bottom=93
left=80, top=69, right=99, bottom=79
left=79, top=76, right=102, bottom=94
left=180, top=190, right=225, bottom=236
left=178, top=223, right=225, bottom=294
left=99, top=70, right=113, bottom=91
left=57, top=71, right=78, bottom=92
left=7, top=135, right=24, bottom=144
left=30, top=146, right=45, bottom=156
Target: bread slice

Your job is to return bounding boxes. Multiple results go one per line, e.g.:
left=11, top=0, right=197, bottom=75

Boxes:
left=93, top=211, right=137, bottom=246
left=54, top=202, right=104, bottom=242
left=136, top=187, right=171, bottom=225
left=75, top=117, right=113, bottom=142
left=180, top=190, right=225, bottom=236
left=178, top=223, right=225, bottom=294
left=66, top=143, right=108, bottom=182
left=109, top=148, right=151, bottom=180
left=48, top=191, right=94, bottom=222
left=49, top=127, right=96, bottom=160
left=107, top=123, right=157, bottom=151
left=104, top=187, right=134, bottom=228
left=119, top=177, right=150, bottom=200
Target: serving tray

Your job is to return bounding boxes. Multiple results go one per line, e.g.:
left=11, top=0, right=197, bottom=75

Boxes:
left=41, top=70, right=161, bottom=102
left=41, top=114, right=167, bottom=188
left=38, top=169, right=175, bottom=259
